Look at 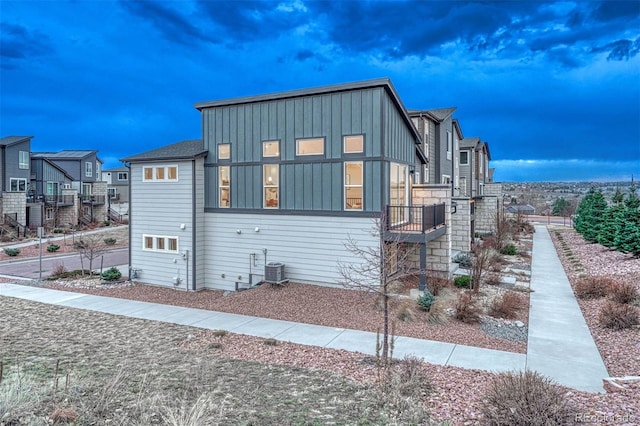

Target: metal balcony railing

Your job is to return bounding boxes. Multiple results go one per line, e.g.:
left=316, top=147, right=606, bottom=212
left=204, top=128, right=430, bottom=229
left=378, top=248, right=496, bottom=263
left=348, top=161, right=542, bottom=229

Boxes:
left=386, top=203, right=446, bottom=234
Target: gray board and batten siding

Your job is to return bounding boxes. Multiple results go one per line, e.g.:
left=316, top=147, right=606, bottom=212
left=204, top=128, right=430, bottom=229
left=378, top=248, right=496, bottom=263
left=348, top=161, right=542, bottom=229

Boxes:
left=30, top=158, right=72, bottom=196
left=198, top=79, right=424, bottom=214
left=0, top=136, right=32, bottom=192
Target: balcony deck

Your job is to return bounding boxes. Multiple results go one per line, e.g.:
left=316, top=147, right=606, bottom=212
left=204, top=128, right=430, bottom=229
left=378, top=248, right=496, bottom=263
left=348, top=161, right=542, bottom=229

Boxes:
left=384, top=203, right=447, bottom=243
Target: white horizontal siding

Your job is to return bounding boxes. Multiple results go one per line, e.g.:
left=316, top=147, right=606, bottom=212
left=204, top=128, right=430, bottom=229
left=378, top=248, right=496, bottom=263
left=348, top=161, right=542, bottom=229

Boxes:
left=202, top=213, right=379, bottom=291
left=130, top=161, right=195, bottom=289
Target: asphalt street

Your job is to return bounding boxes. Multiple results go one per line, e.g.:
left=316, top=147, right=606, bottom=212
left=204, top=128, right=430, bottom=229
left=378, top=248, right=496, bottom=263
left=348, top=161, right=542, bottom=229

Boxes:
left=0, top=248, right=128, bottom=279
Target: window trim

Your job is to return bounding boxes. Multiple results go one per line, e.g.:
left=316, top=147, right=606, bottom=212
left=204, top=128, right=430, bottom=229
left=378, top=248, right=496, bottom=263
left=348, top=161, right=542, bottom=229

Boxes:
left=343, top=134, right=364, bottom=154
left=263, top=164, right=279, bottom=209
left=19, top=151, right=29, bottom=169
left=296, top=137, right=325, bottom=156
left=85, top=161, right=93, bottom=178
left=219, top=166, right=230, bottom=208
left=446, top=131, right=452, bottom=161
left=117, top=172, right=128, bottom=181
left=9, top=178, right=27, bottom=192
left=142, top=165, right=179, bottom=182
left=142, top=234, right=179, bottom=253
left=344, top=161, right=364, bottom=211
left=442, top=174, right=451, bottom=185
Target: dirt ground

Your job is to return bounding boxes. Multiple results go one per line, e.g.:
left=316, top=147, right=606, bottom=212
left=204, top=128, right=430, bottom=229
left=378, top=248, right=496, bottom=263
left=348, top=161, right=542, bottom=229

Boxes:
left=0, top=297, right=427, bottom=426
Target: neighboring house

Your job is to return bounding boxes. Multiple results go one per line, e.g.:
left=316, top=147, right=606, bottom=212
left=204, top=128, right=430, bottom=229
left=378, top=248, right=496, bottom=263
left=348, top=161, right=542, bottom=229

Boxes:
left=30, top=150, right=107, bottom=224
left=459, top=137, right=492, bottom=198
left=408, top=108, right=459, bottom=190
left=28, top=156, right=75, bottom=228
left=102, top=166, right=130, bottom=203
left=0, top=136, right=32, bottom=234
left=124, top=78, right=450, bottom=292
left=506, top=204, right=535, bottom=215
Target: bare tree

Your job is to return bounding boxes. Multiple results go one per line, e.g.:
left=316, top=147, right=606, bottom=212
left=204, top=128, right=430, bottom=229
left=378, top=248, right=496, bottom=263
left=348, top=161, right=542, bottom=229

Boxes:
left=338, top=214, right=415, bottom=366
left=469, top=241, right=495, bottom=293
left=74, top=233, right=109, bottom=275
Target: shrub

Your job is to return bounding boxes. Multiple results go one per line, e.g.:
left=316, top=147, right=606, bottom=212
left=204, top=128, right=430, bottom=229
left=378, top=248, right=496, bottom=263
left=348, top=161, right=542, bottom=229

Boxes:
left=53, top=228, right=64, bottom=234
left=47, top=244, right=60, bottom=253
left=481, top=370, right=569, bottom=426
left=263, top=338, right=278, bottom=346
left=51, top=264, right=67, bottom=277
left=104, top=237, right=117, bottom=245
left=416, top=290, right=435, bottom=312
left=101, top=267, right=122, bottom=281
left=489, top=291, right=526, bottom=319
left=454, top=292, right=481, bottom=323
left=3, top=248, right=20, bottom=257
left=599, top=301, right=639, bottom=330
left=427, top=272, right=451, bottom=296
left=103, top=221, right=111, bottom=226
left=426, top=298, right=449, bottom=325
left=211, top=329, right=227, bottom=337
left=574, top=277, right=613, bottom=299
left=500, top=244, right=517, bottom=255
left=453, top=252, right=472, bottom=268
left=454, top=275, right=470, bottom=288
left=396, top=301, right=416, bottom=322
left=608, top=282, right=639, bottom=305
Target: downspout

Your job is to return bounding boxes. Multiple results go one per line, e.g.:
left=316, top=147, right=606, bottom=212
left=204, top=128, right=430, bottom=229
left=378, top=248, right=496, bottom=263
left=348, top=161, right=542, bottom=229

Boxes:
left=191, top=158, right=196, bottom=291
left=124, top=161, right=132, bottom=279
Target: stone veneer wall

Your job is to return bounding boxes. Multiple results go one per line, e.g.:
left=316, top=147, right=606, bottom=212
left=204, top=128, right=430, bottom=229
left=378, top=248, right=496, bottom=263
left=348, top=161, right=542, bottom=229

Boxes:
left=57, top=189, right=78, bottom=228
left=474, top=183, right=503, bottom=234
left=409, top=184, right=452, bottom=274
left=1, top=192, right=27, bottom=225
left=92, top=181, right=108, bottom=223
left=451, top=197, right=472, bottom=253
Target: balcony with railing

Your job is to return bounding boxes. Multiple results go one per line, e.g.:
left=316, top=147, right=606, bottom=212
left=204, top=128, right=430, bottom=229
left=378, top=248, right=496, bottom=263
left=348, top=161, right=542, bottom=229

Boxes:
left=384, top=203, right=446, bottom=242
left=44, top=194, right=75, bottom=206
left=80, top=194, right=105, bottom=205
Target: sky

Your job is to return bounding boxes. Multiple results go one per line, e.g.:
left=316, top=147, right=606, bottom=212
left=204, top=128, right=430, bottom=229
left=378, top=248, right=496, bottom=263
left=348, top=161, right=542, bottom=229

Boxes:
left=1, top=0, right=639, bottom=182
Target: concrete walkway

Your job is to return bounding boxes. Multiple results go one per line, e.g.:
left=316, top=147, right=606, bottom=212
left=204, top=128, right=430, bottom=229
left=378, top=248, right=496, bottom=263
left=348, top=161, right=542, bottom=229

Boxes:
left=527, top=225, right=608, bottom=392
left=0, top=225, right=609, bottom=393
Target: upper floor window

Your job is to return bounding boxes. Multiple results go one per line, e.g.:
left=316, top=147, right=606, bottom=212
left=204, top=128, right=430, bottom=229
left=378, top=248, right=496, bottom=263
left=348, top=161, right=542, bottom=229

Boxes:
left=85, top=161, right=93, bottom=177
left=442, top=175, right=451, bottom=185
left=10, top=178, right=26, bottom=192
left=117, top=172, right=128, bottom=181
left=446, top=131, right=452, bottom=160
left=143, top=165, right=178, bottom=182
left=262, top=140, right=279, bottom=158
left=479, top=153, right=484, bottom=172
left=143, top=234, right=179, bottom=253
left=218, top=144, right=230, bottom=160
left=19, top=151, right=29, bottom=169
left=296, top=138, right=324, bottom=156
left=460, top=151, right=469, bottom=165
left=345, top=162, right=363, bottom=210
left=344, top=135, right=364, bottom=153
left=219, top=166, right=230, bottom=208
left=263, top=164, right=279, bottom=208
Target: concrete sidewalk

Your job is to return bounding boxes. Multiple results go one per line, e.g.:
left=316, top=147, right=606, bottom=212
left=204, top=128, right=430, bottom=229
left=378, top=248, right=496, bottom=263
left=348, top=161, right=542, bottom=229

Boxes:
left=0, top=225, right=609, bottom=393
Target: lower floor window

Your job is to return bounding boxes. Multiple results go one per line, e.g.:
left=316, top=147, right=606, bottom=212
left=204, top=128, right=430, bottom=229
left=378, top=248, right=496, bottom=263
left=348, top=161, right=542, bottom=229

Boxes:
left=263, top=165, right=279, bottom=208
left=345, top=162, right=363, bottom=210
left=45, top=208, right=55, bottom=220
left=142, top=235, right=179, bottom=253
left=10, top=178, right=26, bottom=192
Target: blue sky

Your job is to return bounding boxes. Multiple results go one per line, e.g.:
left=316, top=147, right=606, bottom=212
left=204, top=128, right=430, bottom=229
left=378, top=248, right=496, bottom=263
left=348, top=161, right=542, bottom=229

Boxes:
left=1, top=0, right=639, bottom=182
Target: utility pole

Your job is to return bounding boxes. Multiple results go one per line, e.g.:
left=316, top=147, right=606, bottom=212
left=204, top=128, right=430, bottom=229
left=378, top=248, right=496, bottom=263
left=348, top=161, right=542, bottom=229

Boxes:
left=38, top=226, right=44, bottom=282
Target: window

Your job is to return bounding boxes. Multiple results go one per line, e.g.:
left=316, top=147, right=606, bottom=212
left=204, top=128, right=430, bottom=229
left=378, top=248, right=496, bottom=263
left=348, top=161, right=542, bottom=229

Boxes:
left=262, top=140, right=279, bottom=157
left=218, top=144, right=230, bottom=160
left=446, top=131, right=452, bottom=160
left=117, top=172, right=128, bottom=181
left=263, top=164, right=279, bottom=208
left=19, top=151, right=29, bottom=169
left=108, top=188, right=117, bottom=198
left=442, top=175, right=451, bottom=184
left=82, top=183, right=92, bottom=195
left=142, top=235, right=179, bottom=253
left=344, top=135, right=364, bottom=153
left=423, top=164, right=429, bottom=183
left=219, top=166, right=230, bottom=208
left=142, top=165, right=178, bottom=181
left=10, top=178, right=26, bottom=192
left=390, top=163, right=408, bottom=224
left=85, top=161, right=93, bottom=177
left=45, top=208, right=54, bottom=220
left=479, top=153, right=484, bottom=173
left=460, top=151, right=469, bottom=165
left=460, top=177, right=467, bottom=195
left=46, top=182, right=58, bottom=195
left=345, top=162, right=363, bottom=210
left=296, top=138, right=324, bottom=156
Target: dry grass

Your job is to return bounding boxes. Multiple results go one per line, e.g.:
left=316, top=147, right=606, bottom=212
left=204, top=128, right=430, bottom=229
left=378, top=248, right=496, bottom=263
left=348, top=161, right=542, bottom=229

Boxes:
left=598, top=302, right=640, bottom=330
left=608, top=282, right=639, bottom=305
left=396, top=301, right=417, bottom=322
left=574, top=276, right=614, bottom=299
left=489, top=291, right=526, bottom=319
left=454, top=292, right=482, bottom=323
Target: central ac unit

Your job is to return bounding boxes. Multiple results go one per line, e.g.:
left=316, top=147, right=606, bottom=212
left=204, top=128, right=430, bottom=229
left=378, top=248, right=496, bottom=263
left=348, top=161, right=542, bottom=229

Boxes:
left=264, top=262, right=285, bottom=283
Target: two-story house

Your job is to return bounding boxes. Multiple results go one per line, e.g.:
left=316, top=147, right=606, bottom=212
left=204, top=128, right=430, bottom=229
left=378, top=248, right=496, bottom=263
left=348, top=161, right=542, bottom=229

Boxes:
left=31, top=150, right=107, bottom=225
left=459, top=137, right=492, bottom=198
left=124, top=79, right=451, bottom=292
left=102, top=166, right=130, bottom=204
left=0, top=136, right=32, bottom=235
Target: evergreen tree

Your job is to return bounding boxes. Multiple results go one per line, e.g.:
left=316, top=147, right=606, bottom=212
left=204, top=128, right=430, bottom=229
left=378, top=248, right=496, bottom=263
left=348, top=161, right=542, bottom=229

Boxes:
left=552, top=197, right=568, bottom=216
left=582, top=189, right=607, bottom=243
left=614, top=184, right=640, bottom=256
left=574, top=189, right=595, bottom=235
left=597, top=203, right=624, bottom=248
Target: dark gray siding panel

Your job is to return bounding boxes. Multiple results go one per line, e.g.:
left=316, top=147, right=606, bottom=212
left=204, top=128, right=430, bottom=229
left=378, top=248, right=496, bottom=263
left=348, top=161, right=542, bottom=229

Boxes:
left=382, top=91, right=416, bottom=165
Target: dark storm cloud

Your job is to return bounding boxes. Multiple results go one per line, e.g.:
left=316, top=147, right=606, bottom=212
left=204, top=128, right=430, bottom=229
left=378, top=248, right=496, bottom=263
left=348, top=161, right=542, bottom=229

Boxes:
left=591, top=0, right=640, bottom=22
left=196, top=0, right=307, bottom=43
left=119, top=0, right=216, bottom=46
left=592, top=38, right=640, bottom=61
left=0, top=22, right=53, bottom=69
